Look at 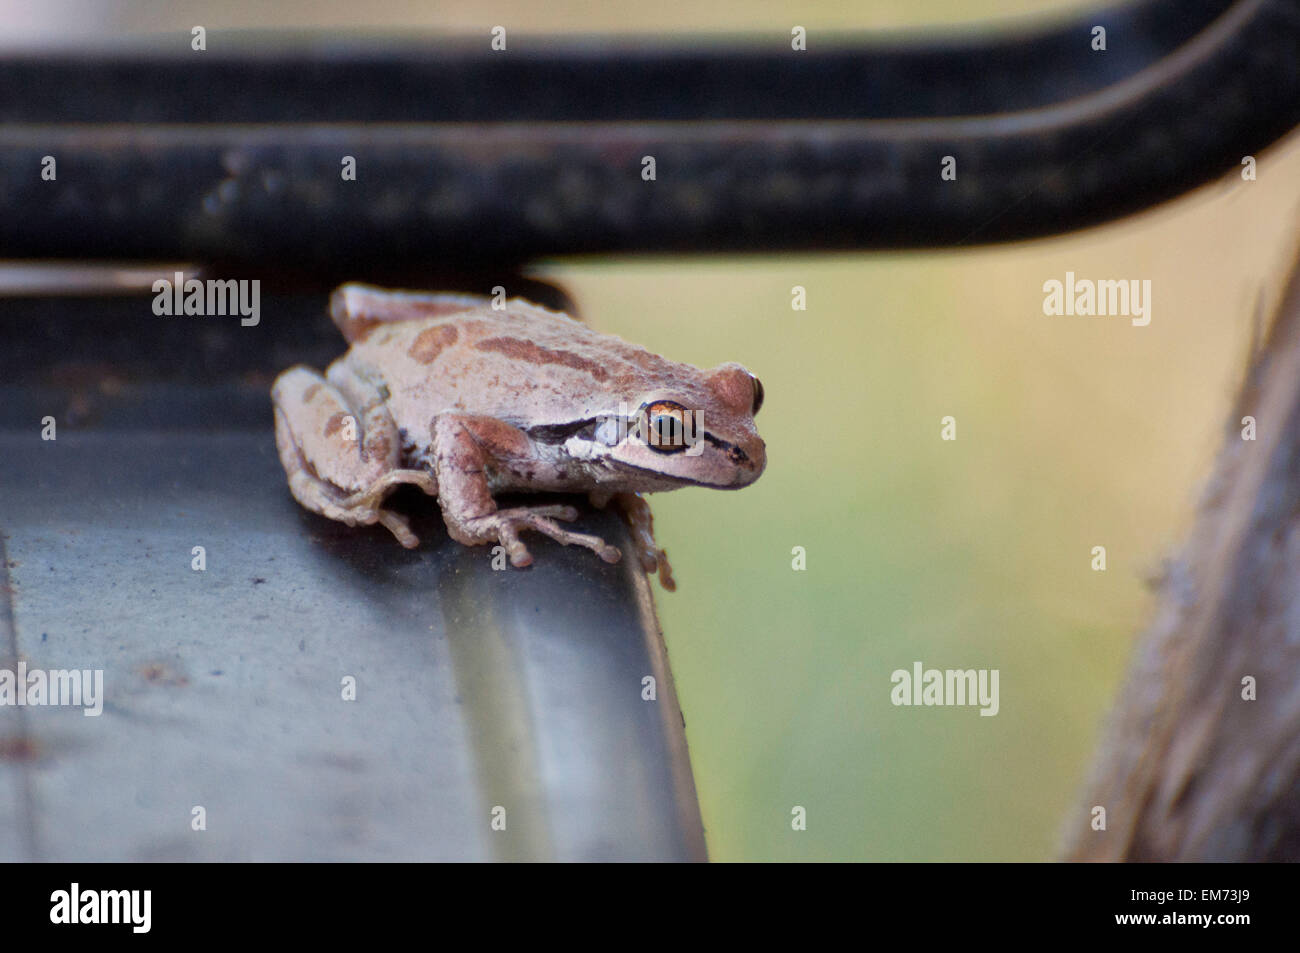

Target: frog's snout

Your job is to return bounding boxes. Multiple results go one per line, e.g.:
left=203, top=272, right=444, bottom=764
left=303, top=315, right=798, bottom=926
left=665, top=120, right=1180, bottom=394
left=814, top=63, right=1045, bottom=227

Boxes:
left=727, top=435, right=766, bottom=486
left=746, top=437, right=767, bottom=483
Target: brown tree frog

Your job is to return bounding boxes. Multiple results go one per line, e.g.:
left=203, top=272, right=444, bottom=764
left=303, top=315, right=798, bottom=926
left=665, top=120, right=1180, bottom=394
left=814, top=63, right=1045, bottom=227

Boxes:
left=271, top=284, right=766, bottom=589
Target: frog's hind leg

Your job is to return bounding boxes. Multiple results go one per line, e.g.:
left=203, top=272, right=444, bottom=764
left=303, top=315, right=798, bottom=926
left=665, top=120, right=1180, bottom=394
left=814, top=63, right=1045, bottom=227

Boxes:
left=272, top=364, right=437, bottom=548
left=330, top=284, right=493, bottom=342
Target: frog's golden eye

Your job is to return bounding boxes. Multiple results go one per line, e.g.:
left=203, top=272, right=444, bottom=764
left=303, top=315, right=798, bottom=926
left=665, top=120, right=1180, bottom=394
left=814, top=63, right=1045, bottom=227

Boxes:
left=750, top=375, right=764, bottom=416
left=642, top=400, right=690, bottom=454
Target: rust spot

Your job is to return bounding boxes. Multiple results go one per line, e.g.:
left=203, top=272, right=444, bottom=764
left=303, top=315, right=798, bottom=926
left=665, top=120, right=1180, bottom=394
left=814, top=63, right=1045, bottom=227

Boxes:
left=475, top=336, right=609, bottom=381
left=366, top=435, right=392, bottom=461
left=0, top=736, right=40, bottom=761
left=139, top=661, right=189, bottom=687
left=408, top=323, right=459, bottom=364
left=303, top=383, right=322, bottom=402
left=324, top=412, right=348, bottom=438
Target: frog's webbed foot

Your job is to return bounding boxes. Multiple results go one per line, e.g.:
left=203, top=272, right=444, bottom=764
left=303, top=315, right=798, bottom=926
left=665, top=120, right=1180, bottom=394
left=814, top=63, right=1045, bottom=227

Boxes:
left=598, top=492, right=676, bottom=591
left=460, top=505, right=623, bottom=568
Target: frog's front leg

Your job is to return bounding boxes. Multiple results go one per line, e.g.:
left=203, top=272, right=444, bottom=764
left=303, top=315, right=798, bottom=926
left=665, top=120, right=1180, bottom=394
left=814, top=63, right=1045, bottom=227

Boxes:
left=432, top=414, right=622, bottom=568
left=272, top=363, right=437, bottom=547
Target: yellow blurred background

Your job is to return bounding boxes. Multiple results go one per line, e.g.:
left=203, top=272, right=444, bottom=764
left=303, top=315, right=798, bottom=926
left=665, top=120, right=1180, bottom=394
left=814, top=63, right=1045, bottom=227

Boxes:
left=5, top=0, right=1298, bottom=860
left=557, top=145, right=1300, bottom=859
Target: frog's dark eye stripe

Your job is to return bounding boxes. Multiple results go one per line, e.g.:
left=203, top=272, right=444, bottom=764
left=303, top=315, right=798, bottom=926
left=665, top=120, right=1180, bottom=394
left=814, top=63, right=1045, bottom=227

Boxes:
left=750, top=375, right=764, bottom=416
left=704, top=431, right=750, bottom=465
left=527, top=418, right=598, bottom=444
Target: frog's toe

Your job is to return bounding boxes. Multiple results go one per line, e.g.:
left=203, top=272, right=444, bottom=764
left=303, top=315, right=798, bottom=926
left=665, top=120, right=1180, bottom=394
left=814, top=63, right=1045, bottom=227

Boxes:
left=377, top=510, right=420, bottom=549
left=533, top=520, right=621, bottom=564
left=494, top=521, right=534, bottom=567
left=520, top=504, right=579, bottom=522
left=501, top=508, right=621, bottom=564
left=654, top=553, right=677, bottom=591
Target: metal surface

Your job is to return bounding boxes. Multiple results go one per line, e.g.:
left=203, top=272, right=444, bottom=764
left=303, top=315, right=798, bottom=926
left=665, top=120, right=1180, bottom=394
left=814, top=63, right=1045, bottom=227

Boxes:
left=0, top=0, right=1239, bottom=122
left=0, top=0, right=1297, bottom=263
left=0, top=293, right=706, bottom=862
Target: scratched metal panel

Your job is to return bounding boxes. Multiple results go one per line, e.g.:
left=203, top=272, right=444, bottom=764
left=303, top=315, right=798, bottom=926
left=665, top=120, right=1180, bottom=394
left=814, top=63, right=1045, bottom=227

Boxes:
left=0, top=299, right=706, bottom=862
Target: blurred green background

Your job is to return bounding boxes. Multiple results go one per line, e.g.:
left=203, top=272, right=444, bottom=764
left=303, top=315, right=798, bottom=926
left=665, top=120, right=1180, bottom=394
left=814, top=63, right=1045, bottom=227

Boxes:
left=553, top=156, right=1300, bottom=859
left=6, top=0, right=1300, bottom=861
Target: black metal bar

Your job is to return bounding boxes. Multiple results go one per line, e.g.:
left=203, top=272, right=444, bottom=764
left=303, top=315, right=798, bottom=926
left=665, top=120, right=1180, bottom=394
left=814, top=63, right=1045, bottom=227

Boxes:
left=0, top=0, right=1295, bottom=263
left=0, top=0, right=1237, bottom=123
